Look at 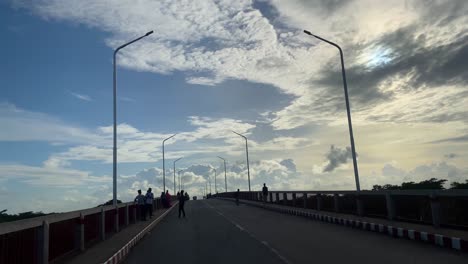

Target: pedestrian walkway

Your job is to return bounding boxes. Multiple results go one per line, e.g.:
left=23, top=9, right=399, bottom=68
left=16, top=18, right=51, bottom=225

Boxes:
left=63, top=205, right=177, bottom=264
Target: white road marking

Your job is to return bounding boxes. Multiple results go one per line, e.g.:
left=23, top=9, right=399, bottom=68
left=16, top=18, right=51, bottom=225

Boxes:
left=204, top=200, right=292, bottom=264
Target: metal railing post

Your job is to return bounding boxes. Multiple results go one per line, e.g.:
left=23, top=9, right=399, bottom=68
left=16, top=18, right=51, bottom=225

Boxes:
left=38, top=220, right=49, bottom=264
left=276, top=193, right=280, bottom=204
left=125, top=204, right=129, bottom=226
left=100, top=207, right=105, bottom=241
left=334, top=194, right=340, bottom=213
left=430, top=194, right=441, bottom=228
left=114, top=207, right=119, bottom=232
left=283, top=193, right=287, bottom=206
left=269, top=192, right=273, bottom=203
left=303, top=193, right=307, bottom=209
left=385, top=193, right=395, bottom=220
left=76, top=213, right=85, bottom=252
left=316, top=194, right=322, bottom=211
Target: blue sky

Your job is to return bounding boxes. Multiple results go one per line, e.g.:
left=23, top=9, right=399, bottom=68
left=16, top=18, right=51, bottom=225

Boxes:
left=1, top=0, right=467, bottom=213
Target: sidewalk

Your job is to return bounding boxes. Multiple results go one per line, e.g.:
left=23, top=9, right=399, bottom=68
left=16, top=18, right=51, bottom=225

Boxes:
left=218, top=198, right=468, bottom=251
left=63, top=204, right=177, bottom=264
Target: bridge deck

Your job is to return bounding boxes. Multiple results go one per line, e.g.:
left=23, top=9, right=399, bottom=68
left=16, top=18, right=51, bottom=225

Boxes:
left=124, top=199, right=468, bottom=264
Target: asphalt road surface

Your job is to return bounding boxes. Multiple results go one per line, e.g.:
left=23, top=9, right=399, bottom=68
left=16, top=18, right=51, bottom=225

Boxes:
left=124, top=199, right=468, bottom=264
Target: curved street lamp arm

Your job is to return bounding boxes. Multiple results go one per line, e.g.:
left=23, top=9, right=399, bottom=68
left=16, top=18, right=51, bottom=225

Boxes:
left=163, top=133, right=177, bottom=143
left=114, top=31, right=154, bottom=55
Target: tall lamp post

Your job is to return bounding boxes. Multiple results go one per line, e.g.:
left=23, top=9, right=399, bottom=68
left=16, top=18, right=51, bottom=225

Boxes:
left=178, top=170, right=183, bottom=191
left=213, top=168, right=217, bottom=194
left=173, top=157, right=182, bottom=194
left=208, top=175, right=212, bottom=194
left=112, top=30, right=153, bottom=206
left=217, top=156, right=227, bottom=192
left=232, top=131, right=251, bottom=191
left=303, top=30, right=360, bottom=191
left=162, top=134, right=177, bottom=192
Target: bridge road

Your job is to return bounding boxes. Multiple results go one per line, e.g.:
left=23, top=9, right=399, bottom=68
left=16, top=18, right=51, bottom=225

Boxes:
left=124, top=199, right=468, bottom=264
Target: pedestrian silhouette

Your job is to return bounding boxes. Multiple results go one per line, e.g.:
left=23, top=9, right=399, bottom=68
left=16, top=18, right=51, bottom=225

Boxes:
left=262, top=183, right=269, bottom=204
left=134, top=190, right=145, bottom=221
left=145, top=188, right=154, bottom=219
left=235, top=189, right=240, bottom=206
left=179, top=190, right=186, bottom=218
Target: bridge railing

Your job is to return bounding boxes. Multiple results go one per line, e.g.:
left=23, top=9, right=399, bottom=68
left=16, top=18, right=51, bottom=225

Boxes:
left=215, top=190, right=468, bottom=229
left=0, top=198, right=166, bottom=264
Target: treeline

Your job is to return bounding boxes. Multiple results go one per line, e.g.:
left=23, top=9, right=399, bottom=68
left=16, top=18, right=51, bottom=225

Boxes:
left=0, top=210, right=51, bottom=223
left=372, top=178, right=468, bottom=191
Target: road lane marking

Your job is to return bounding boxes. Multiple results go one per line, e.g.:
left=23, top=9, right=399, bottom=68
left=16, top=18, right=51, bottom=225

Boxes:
left=204, top=200, right=292, bottom=264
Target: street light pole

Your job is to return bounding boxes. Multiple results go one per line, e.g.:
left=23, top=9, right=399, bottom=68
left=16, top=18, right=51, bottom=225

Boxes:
left=178, top=170, right=183, bottom=192
left=217, top=156, right=227, bottom=192
left=303, top=30, right=361, bottom=191
left=112, top=30, right=153, bottom=206
left=162, top=134, right=176, bottom=192
left=209, top=175, right=212, bottom=194
left=213, top=168, right=217, bottom=194
left=173, top=158, right=182, bottom=194
left=232, top=131, right=251, bottom=191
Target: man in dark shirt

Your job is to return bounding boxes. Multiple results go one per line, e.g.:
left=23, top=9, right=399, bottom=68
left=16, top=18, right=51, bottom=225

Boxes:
left=178, top=190, right=186, bottom=218
left=234, top=189, right=240, bottom=206
left=262, top=183, right=269, bottom=204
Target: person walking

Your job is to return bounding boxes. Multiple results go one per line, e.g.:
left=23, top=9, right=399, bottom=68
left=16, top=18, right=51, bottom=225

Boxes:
left=145, top=188, right=154, bottom=219
left=178, top=190, right=186, bottom=218
left=166, top=190, right=172, bottom=207
left=134, top=190, right=145, bottom=221
left=262, top=183, right=269, bottom=204
left=235, top=189, right=240, bottom=206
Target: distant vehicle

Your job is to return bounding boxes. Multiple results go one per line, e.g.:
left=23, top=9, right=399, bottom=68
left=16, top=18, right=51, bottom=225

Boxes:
left=193, top=196, right=197, bottom=200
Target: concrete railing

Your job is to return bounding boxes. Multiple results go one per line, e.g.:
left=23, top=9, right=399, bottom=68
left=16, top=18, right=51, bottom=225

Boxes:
left=0, top=198, right=166, bottom=264
left=215, top=190, right=468, bottom=229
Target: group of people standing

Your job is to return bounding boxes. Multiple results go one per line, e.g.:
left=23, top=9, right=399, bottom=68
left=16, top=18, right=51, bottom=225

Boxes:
left=134, top=188, right=190, bottom=220
left=134, top=188, right=155, bottom=221
left=233, top=183, right=269, bottom=206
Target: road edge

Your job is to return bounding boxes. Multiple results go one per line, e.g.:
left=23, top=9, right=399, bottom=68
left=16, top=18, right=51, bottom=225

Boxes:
left=102, top=201, right=178, bottom=264
left=216, top=198, right=468, bottom=253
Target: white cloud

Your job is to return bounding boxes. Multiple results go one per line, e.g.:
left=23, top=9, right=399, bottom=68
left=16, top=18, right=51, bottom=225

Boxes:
left=69, top=91, right=92, bottom=101
left=11, top=0, right=468, bottom=131
left=0, top=163, right=110, bottom=187
left=0, top=102, right=101, bottom=144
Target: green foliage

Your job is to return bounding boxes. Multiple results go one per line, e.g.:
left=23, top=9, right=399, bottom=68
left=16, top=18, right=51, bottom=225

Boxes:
left=372, top=178, right=448, bottom=190
left=0, top=211, right=49, bottom=223
left=373, top=178, right=468, bottom=190
left=450, top=180, right=468, bottom=189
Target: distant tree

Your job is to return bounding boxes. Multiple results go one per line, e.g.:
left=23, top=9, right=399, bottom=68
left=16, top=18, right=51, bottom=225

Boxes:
left=372, top=184, right=401, bottom=191
left=401, top=178, right=446, bottom=190
left=98, top=199, right=123, bottom=207
left=372, top=178, right=447, bottom=191
left=0, top=211, right=49, bottom=223
left=450, top=180, right=468, bottom=189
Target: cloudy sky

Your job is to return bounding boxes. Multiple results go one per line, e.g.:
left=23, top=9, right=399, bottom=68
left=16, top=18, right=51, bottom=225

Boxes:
left=1, top=0, right=467, bottom=213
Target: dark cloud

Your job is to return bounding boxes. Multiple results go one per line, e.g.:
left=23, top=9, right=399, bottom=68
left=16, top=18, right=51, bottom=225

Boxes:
left=412, top=0, right=468, bottom=27
left=315, top=0, right=354, bottom=14
left=323, top=145, right=354, bottom=172
left=314, top=25, right=468, bottom=119
left=280, top=159, right=297, bottom=172
left=430, top=134, right=468, bottom=144
left=444, top=153, right=457, bottom=159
